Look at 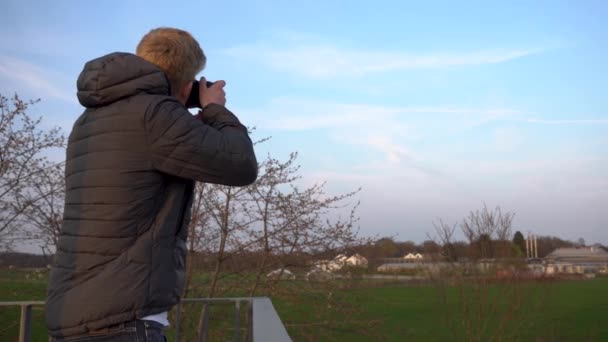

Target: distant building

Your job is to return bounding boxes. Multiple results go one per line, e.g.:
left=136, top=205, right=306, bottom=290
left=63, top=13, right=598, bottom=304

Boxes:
left=314, top=253, right=368, bottom=272
left=403, top=253, right=423, bottom=260
left=345, top=253, right=368, bottom=267
left=544, top=247, right=608, bottom=274
left=378, top=263, right=420, bottom=272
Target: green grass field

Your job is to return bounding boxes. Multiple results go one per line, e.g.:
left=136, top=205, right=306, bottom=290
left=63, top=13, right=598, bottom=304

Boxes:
left=1, top=269, right=606, bottom=341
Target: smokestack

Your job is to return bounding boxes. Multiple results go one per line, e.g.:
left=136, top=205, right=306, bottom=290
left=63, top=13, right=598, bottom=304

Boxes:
left=534, top=235, right=538, bottom=258
left=530, top=233, right=535, bottom=259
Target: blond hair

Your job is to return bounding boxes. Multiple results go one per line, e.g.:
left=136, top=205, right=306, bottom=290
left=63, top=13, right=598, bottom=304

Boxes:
left=136, top=27, right=205, bottom=94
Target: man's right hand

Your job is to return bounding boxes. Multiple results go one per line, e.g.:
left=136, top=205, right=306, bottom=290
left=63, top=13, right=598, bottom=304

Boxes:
left=199, top=77, right=226, bottom=107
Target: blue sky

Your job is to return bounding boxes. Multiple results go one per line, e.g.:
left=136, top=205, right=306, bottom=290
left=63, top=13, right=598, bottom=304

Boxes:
left=1, top=0, right=607, bottom=244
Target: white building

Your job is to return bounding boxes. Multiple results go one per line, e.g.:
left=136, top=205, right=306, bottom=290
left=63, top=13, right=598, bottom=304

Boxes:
left=404, top=253, right=423, bottom=260
left=544, top=247, right=608, bottom=274
left=345, top=253, right=368, bottom=267
left=314, top=254, right=368, bottom=272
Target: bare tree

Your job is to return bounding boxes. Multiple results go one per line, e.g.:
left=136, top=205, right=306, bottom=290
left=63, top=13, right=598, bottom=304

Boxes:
left=177, top=141, right=368, bottom=340
left=185, top=150, right=362, bottom=289
left=0, top=93, right=65, bottom=250
left=428, top=205, right=545, bottom=342
left=431, top=218, right=457, bottom=261
left=16, top=162, right=65, bottom=256
left=461, top=204, right=515, bottom=259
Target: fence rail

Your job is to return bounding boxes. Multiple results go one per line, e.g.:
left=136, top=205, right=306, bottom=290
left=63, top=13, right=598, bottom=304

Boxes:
left=0, top=297, right=291, bottom=342
left=0, top=301, right=45, bottom=342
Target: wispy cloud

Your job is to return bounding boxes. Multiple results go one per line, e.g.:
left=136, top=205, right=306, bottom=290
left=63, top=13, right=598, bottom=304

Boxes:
left=225, top=40, right=548, bottom=78
left=240, top=97, right=525, bottom=131
left=519, top=118, right=608, bottom=124
left=365, top=135, right=412, bottom=164
left=0, top=54, right=76, bottom=104
left=240, top=97, right=524, bottom=174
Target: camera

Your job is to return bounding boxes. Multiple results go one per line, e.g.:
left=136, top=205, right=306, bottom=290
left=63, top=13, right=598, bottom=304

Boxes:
left=186, top=80, right=215, bottom=108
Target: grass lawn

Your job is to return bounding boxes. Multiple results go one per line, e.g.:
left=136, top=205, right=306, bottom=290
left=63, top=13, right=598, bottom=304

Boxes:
left=1, top=269, right=606, bottom=341
left=311, top=279, right=608, bottom=341
left=0, top=269, right=48, bottom=342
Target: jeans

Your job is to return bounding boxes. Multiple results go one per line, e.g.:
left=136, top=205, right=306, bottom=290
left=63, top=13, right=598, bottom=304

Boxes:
left=52, top=320, right=167, bottom=342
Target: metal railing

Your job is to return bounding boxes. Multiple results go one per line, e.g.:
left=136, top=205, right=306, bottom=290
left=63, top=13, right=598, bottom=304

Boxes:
left=0, top=297, right=291, bottom=342
left=178, top=297, right=291, bottom=342
left=0, top=301, right=45, bottom=342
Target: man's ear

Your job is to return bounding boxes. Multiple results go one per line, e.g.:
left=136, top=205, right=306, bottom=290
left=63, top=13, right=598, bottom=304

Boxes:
left=178, top=80, right=194, bottom=105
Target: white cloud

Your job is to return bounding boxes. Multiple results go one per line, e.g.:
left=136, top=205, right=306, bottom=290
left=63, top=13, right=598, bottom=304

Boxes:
left=366, top=135, right=412, bottom=164
left=225, top=41, right=548, bottom=78
left=238, top=97, right=526, bottom=174
left=0, top=54, right=76, bottom=104
left=240, top=97, right=525, bottom=132
left=520, top=118, right=608, bottom=124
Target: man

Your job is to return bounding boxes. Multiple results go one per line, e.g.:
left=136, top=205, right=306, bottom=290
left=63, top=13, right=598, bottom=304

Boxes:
left=46, top=27, right=257, bottom=341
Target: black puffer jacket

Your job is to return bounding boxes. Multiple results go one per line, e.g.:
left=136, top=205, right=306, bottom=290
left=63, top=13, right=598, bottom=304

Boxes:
left=46, top=52, right=257, bottom=338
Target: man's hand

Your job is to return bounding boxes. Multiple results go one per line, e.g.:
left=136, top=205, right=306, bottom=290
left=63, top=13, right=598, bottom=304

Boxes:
left=199, top=77, right=226, bottom=107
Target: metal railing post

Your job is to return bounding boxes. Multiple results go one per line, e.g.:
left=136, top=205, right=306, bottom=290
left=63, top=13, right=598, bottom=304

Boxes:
left=251, top=298, right=291, bottom=342
left=175, top=303, right=181, bottom=342
left=247, top=300, right=253, bottom=342
left=196, top=303, right=210, bottom=342
left=19, top=304, right=32, bottom=342
left=233, top=300, right=241, bottom=342
left=204, top=303, right=211, bottom=342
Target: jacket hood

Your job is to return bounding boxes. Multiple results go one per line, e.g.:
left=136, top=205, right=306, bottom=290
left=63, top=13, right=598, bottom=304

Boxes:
left=77, top=52, right=170, bottom=108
